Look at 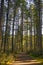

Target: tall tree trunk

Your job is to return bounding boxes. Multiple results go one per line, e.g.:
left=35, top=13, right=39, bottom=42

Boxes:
left=25, top=18, right=28, bottom=52
left=0, top=0, right=4, bottom=51
left=29, top=8, right=32, bottom=52
left=0, top=0, right=4, bottom=36
left=34, top=0, right=42, bottom=55
left=4, top=0, right=10, bottom=52
left=12, top=3, right=17, bottom=53
left=12, top=0, right=18, bottom=53
left=20, top=7, right=23, bottom=52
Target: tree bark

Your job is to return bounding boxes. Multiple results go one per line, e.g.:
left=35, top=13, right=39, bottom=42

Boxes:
left=0, top=0, right=4, bottom=51
left=34, top=0, right=42, bottom=55
left=4, top=0, right=10, bottom=52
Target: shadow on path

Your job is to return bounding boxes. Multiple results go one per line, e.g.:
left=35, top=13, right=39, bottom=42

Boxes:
left=12, top=52, right=42, bottom=65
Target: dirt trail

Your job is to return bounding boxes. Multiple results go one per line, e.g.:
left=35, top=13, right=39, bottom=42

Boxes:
left=12, top=52, right=41, bottom=65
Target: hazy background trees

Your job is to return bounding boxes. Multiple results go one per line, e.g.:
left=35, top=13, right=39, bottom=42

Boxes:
left=0, top=0, right=43, bottom=55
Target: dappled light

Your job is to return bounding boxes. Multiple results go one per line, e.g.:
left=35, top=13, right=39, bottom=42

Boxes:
left=0, top=0, right=43, bottom=65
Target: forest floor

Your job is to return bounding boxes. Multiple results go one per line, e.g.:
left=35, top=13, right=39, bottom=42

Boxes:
left=0, top=52, right=43, bottom=65
left=11, top=52, right=43, bottom=65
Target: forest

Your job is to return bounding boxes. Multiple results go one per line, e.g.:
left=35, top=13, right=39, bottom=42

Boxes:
left=0, top=0, right=43, bottom=65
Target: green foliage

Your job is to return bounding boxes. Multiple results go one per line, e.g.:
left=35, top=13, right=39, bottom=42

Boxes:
left=0, top=1, right=43, bottom=63
left=0, top=52, right=15, bottom=65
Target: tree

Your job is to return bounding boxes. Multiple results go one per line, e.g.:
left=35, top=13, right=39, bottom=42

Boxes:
left=34, top=0, right=42, bottom=55
left=12, top=0, right=18, bottom=53
left=4, top=0, right=10, bottom=52
left=0, top=0, right=4, bottom=46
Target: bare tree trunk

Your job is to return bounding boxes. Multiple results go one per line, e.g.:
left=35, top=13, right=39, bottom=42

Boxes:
left=29, top=9, right=32, bottom=52
left=25, top=18, right=28, bottom=52
left=4, top=0, right=10, bottom=52
left=12, top=3, right=17, bottom=53
left=34, top=0, right=42, bottom=55
left=0, top=0, right=4, bottom=51
left=0, top=0, right=4, bottom=35
left=20, top=7, right=23, bottom=52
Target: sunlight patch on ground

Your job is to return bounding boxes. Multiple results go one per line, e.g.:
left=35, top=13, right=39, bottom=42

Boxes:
left=12, top=60, right=41, bottom=65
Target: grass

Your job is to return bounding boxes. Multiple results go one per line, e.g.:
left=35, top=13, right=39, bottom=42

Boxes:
left=0, top=52, right=15, bottom=65
left=0, top=52, right=43, bottom=65
left=29, top=53, right=43, bottom=65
